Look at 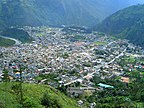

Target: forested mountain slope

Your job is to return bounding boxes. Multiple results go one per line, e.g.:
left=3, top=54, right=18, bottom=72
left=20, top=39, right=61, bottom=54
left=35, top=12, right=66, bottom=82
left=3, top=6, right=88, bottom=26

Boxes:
left=0, top=0, right=143, bottom=27
left=97, top=4, right=144, bottom=47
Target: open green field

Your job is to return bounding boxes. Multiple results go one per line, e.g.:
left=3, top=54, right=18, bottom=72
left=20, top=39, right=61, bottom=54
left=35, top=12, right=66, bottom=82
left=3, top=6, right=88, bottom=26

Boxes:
left=36, top=33, right=45, bottom=37
left=95, top=41, right=107, bottom=45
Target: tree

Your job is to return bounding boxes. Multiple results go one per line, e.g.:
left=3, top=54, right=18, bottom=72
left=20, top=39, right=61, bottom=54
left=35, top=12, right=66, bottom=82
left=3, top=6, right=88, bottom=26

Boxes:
left=41, top=92, right=62, bottom=108
left=19, top=65, right=23, bottom=105
left=41, top=92, right=51, bottom=108
left=2, top=68, right=10, bottom=82
left=57, top=85, right=67, bottom=94
left=23, top=97, right=43, bottom=108
left=11, top=64, right=24, bottom=106
left=0, top=101, right=5, bottom=108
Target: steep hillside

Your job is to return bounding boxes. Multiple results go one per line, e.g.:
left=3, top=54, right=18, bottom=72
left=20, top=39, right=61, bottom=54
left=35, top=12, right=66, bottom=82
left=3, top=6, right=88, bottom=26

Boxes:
left=97, top=4, right=144, bottom=47
left=0, top=82, right=79, bottom=108
left=0, top=37, right=15, bottom=47
left=0, top=0, right=143, bottom=27
left=0, top=28, right=34, bottom=43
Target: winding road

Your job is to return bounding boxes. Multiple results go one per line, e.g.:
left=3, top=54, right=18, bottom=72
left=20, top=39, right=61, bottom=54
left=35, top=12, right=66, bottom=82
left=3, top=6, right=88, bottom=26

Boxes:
left=0, top=35, right=21, bottom=45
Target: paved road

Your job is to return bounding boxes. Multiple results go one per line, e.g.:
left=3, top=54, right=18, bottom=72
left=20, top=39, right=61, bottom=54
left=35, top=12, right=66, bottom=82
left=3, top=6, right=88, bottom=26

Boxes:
left=107, top=48, right=126, bottom=65
left=103, top=41, right=116, bottom=49
left=0, top=35, right=21, bottom=45
left=84, top=48, right=127, bottom=77
left=64, top=79, right=80, bottom=86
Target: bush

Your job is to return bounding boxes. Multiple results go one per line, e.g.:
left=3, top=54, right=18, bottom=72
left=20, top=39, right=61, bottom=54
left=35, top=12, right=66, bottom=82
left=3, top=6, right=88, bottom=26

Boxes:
left=0, top=101, right=5, bottom=108
left=41, top=92, right=62, bottom=108
left=23, top=97, right=42, bottom=108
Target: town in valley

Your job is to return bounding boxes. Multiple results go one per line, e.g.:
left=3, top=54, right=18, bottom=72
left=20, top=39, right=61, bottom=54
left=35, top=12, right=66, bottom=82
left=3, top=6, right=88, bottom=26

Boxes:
left=0, top=26, right=144, bottom=107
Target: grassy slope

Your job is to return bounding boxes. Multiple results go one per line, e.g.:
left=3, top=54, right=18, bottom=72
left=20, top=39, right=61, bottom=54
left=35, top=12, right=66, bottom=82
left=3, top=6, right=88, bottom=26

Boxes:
left=1, top=28, right=34, bottom=43
left=0, top=82, right=79, bottom=108
left=0, top=37, right=15, bottom=47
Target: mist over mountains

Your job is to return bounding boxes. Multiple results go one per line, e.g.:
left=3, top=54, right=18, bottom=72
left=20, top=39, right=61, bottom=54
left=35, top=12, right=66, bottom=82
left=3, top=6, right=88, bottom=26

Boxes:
left=0, top=0, right=144, bottom=27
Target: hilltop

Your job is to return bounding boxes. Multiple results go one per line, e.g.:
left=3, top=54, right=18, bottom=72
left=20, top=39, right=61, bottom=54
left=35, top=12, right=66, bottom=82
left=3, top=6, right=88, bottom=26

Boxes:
left=0, top=82, right=79, bottom=108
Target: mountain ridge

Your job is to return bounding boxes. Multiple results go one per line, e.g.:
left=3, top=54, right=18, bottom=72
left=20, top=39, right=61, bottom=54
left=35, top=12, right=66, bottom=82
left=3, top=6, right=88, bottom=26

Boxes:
left=0, top=0, right=144, bottom=27
left=97, top=4, right=144, bottom=47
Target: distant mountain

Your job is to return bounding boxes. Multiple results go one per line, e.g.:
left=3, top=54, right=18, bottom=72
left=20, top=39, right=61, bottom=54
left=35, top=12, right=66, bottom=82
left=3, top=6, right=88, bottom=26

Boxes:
left=97, top=4, right=144, bottom=47
left=0, top=0, right=144, bottom=27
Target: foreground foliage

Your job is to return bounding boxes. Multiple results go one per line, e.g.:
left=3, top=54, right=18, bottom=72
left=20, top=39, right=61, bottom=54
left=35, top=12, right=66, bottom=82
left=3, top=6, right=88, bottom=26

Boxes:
left=0, top=82, right=79, bottom=108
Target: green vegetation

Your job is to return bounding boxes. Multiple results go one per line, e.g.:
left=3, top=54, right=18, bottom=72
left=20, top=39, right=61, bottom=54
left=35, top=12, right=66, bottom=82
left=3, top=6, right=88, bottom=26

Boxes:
left=0, top=0, right=139, bottom=27
left=1, top=28, right=34, bottom=43
left=124, top=56, right=136, bottom=63
left=0, top=37, right=15, bottom=47
left=87, top=76, right=144, bottom=107
left=93, top=32, right=105, bottom=37
left=2, top=68, right=10, bottom=82
left=35, top=73, right=58, bottom=83
left=118, top=56, right=136, bottom=67
left=41, top=92, right=62, bottom=108
left=62, top=53, right=69, bottom=59
left=97, top=4, right=144, bottom=47
left=67, top=55, right=144, bottom=107
left=0, top=82, right=79, bottom=108
left=95, top=41, right=107, bottom=45
left=36, top=33, right=45, bottom=37
left=83, top=62, right=92, bottom=67
left=95, top=49, right=108, bottom=55
left=110, top=36, right=118, bottom=40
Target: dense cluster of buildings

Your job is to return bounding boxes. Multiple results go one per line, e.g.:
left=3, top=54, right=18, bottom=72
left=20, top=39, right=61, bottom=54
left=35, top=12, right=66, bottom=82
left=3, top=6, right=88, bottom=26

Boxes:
left=0, top=27, right=144, bottom=98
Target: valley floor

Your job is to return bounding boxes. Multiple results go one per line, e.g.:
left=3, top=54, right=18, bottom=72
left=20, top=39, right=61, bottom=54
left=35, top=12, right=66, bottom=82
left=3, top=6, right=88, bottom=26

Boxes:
left=0, top=26, right=144, bottom=107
